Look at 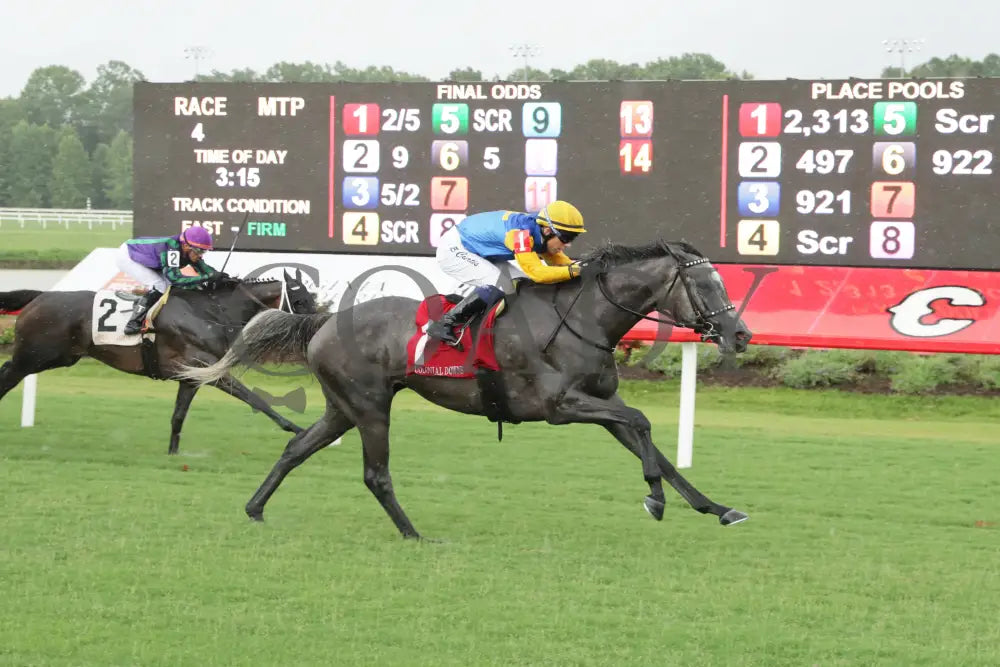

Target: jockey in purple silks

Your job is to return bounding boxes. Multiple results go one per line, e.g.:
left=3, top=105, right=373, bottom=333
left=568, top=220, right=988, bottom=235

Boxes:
left=115, top=226, right=218, bottom=334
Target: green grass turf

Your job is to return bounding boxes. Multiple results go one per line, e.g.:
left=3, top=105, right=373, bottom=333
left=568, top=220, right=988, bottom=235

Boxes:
left=0, top=221, right=131, bottom=266
left=1, top=360, right=998, bottom=666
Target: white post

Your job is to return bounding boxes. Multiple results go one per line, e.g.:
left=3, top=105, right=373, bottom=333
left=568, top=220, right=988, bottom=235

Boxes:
left=20, top=374, right=37, bottom=427
left=676, top=342, right=697, bottom=468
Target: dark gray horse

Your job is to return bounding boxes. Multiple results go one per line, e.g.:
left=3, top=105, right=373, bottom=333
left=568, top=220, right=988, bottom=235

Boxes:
left=179, top=241, right=753, bottom=537
left=0, top=272, right=316, bottom=454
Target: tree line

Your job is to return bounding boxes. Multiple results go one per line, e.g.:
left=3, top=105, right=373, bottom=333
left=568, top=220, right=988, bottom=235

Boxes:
left=0, top=53, right=997, bottom=211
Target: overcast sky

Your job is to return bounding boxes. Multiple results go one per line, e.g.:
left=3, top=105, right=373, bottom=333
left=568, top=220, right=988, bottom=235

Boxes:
left=2, top=0, right=994, bottom=96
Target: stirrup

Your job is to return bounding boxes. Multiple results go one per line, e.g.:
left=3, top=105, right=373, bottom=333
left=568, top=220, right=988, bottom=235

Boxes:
left=440, top=323, right=473, bottom=352
left=451, top=322, right=474, bottom=348
left=124, top=304, right=149, bottom=334
left=427, top=322, right=459, bottom=346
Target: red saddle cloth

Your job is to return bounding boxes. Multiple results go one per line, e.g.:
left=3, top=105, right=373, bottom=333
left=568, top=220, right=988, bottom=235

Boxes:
left=405, top=295, right=501, bottom=378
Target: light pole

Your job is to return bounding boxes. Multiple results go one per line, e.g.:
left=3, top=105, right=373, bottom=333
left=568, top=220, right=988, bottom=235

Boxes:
left=509, top=43, right=541, bottom=81
left=882, top=39, right=925, bottom=77
left=184, top=46, right=211, bottom=80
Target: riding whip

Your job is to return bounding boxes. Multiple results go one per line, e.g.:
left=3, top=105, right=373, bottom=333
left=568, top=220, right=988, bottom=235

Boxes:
left=219, top=210, right=250, bottom=274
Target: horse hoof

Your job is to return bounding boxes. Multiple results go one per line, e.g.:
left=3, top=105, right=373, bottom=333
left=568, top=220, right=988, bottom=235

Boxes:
left=246, top=510, right=264, bottom=522
left=643, top=495, right=665, bottom=521
left=720, top=509, right=749, bottom=526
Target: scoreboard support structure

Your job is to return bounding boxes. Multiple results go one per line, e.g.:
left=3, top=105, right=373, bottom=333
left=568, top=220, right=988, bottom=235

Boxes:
left=676, top=342, right=698, bottom=469
left=20, top=373, right=37, bottom=428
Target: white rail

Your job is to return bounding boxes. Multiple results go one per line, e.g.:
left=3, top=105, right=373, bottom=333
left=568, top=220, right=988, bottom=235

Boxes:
left=0, top=207, right=132, bottom=231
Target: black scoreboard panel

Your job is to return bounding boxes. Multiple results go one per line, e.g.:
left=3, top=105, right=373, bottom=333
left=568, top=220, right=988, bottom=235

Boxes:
left=134, top=79, right=1000, bottom=270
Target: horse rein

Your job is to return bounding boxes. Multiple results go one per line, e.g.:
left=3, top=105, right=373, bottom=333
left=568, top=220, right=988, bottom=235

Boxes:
left=544, top=255, right=735, bottom=353
left=235, top=280, right=288, bottom=312
left=597, top=258, right=735, bottom=328
left=198, top=279, right=291, bottom=330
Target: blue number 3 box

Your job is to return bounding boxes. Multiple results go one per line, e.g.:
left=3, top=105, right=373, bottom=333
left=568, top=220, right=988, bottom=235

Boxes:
left=737, top=181, right=780, bottom=217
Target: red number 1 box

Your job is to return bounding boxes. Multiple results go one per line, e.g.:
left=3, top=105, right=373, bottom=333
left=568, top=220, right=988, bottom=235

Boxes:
left=738, top=102, right=781, bottom=137
left=342, top=103, right=380, bottom=136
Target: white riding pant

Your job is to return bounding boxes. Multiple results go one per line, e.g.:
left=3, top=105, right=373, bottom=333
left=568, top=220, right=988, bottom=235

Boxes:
left=435, top=226, right=527, bottom=295
left=115, top=243, right=168, bottom=291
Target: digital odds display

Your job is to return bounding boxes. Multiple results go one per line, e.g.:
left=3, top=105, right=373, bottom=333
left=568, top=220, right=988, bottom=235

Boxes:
left=134, top=79, right=998, bottom=270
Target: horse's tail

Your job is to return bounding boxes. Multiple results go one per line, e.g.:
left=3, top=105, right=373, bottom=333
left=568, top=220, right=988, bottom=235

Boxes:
left=0, top=290, right=43, bottom=314
left=175, top=310, right=332, bottom=386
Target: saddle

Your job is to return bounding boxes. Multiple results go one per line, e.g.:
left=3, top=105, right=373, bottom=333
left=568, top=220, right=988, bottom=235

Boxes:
left=93, top=288, right=170, bottom=379
left=407, top=292, right=517, bottom=440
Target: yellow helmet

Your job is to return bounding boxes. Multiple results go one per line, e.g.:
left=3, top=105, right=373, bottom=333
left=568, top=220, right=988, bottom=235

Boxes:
left=537, top=200, right=586, bottom=240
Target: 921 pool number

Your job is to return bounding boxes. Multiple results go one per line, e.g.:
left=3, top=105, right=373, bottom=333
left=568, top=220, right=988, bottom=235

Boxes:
left=796, top=189, right=851, bottom=214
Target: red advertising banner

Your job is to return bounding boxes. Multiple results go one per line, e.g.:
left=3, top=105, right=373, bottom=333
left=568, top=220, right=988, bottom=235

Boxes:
left=626, top=265, right=1000, bottom=355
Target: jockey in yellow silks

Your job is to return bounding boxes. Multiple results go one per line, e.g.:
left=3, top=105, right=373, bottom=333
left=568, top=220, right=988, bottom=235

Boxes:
left=427, top=200, right=587, bottom=346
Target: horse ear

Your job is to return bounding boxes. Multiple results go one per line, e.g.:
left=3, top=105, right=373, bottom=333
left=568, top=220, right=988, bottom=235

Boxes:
left=295, top=269, right=303, bottom=281
left=283, top=269, right=291, bottom=281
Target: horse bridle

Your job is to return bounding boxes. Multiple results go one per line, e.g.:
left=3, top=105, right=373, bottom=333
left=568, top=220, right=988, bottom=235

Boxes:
left=600, top=257, right=734, bottom=329
left=544, top=254, right=735, bottom=353
left=277, top=280, right=291, bottom=313
left=231, top=279, right=291, bottom=312
left=201, top=278, right=296, bottom=327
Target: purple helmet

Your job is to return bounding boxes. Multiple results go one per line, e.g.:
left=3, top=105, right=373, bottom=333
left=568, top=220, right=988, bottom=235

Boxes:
left=180, top=226, right=213, bottom=250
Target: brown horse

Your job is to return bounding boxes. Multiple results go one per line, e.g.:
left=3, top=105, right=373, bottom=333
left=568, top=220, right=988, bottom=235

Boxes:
left=0, top=272, right=316, bottom=454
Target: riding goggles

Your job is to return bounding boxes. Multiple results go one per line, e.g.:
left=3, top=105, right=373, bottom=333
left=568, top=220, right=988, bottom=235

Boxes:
left=552, top=228, right=580, bottom=244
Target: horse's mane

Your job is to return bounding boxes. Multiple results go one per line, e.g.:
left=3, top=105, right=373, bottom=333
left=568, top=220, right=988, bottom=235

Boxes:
left=579, top=239, right=705, bottom=269
left=239, top=277, right=280, bottom=285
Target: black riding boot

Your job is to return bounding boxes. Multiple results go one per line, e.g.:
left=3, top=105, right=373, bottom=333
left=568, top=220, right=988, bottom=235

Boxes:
left=124, top=288, right=162, bottom=335
left=426, top=292, right=490, bottom=347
